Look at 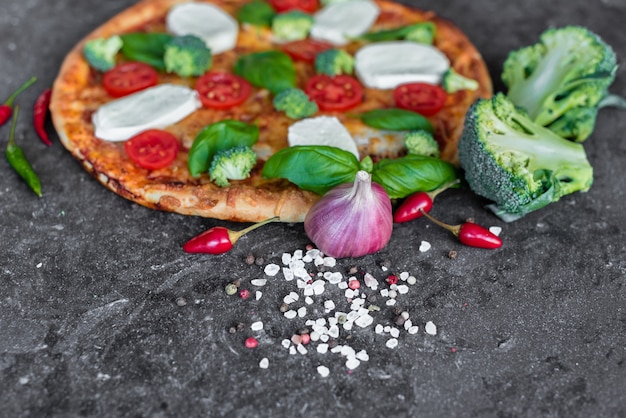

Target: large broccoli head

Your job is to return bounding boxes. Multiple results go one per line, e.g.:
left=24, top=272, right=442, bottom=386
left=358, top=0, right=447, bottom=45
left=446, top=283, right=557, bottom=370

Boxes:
left=458, top=93, right=593, bottom=219
left=164, top=35, right=212, bottom=77
left=502, top=26, right=617, bottom=142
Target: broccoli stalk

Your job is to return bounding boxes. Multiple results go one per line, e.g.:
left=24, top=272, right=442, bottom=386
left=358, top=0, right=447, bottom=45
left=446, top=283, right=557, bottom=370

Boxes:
left=458, top=93, right=593, bottom=220
left=164, top=35, right=212, bottom=77
left=441, top=68, right=479, bottom=94
left=502, top=26, right=617, bottom=142
left=271, top=11, right=314, bottom=42
left=273, top=88, right=318, bottom=119
left=314, top=49, right=354, bottom=76
left=209, top=146, right=257, bottom=187
left=83, top=36, right=123, bottom=71
left=404, top=130, right=440, bottom=158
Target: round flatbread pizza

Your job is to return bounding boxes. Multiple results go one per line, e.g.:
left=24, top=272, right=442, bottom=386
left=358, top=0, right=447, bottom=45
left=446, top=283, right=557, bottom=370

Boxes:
left=50, top=0, right=491, bottom=223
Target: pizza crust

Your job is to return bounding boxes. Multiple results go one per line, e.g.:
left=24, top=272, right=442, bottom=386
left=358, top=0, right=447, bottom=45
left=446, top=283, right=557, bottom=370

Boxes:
left=50, top=0, right=492, bottom=223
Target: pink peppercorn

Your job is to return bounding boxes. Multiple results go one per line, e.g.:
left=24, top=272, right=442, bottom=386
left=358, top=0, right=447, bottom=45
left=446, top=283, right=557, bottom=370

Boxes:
left=245, top=337, right=258, bottom=348
left=348, top=280, right=360, bottom=290
left=300, top=334, right=311, bottom=345
left=239, top=289, right=251, bottom=299
left=386, top=275, right=398, bottom=285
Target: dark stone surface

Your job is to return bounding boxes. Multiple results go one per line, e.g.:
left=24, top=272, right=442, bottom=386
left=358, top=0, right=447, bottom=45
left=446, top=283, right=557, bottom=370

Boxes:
left=1, top=0, right=625, bottom=416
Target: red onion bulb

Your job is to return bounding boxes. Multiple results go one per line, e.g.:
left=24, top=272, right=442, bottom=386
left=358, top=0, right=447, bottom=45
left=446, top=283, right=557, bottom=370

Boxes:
left=304, top=170, right=393, bottom=258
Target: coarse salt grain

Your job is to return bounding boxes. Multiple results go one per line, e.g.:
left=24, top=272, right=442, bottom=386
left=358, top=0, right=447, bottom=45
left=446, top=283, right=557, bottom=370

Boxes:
left=397, top=285, right=409, bottom=295
left=489, top=226, right=502, bottom=236
left=404, top=319, right=413, bottom=330
left=386, top=338, right=399, bottom=349
left=298, top=307, right=307, bottom=317
left=317, top=365, right=330, bottom=377
left=293, top=249, right=303, bottom=259
left=305, top=296, right=314, bottom=305
left=314, top=256, right=325, bottom=266
left=323, top=257, right=336, bottom=267
left=419, top=241, right=431, bottom=252
left=289, top=346, right=297, bottom=355
left=386, top=299, right=396, bottom=306
left=317, top=343, right=329, bottom=354
left=282, top=253, right=292, bottom=265
left=256, top=291, right=262, bottom=300
left=390, top=327, right=400, bottom=338
left=284, top=310, right=297, bottom=319
left=294, top=267, right=309, bottom=279
left=356, top=350, right=369, bottom=361
left=297, top=344, right=308, bottom=355
left=408, top=326, right=419, bottom=334
left=399, top=272, right=409, bottom=281
left=355, top=313, right=374, bottom=328
left=345, top=357, right=360, bottom=370
left=328, top=325, right=340, bottom=338
left=375, top=324, right=384, bottom=334
left=425, top=321, right=437, bottom=335
left=251, top=278, right=267, bottom=286
left=324, top=300, right=336, bottom=312
left=283, top=292, right=299, bottom=304
left=259, top=358, right=269, bottom=369
left=264, top=263, right=280, bottom=276
left=338, top=281, right=348, bottom=290
left=283, top=268, right=295, bottom=281
left=407, top=276, right=417, bottom=285
left=281, top=339, right=291, bottom=349
left=345, top=289, right=356, bottom=299
left=310, top=331, right=321, bottom=341
left=343, top=321, right=353, bottom=331
left=251, top=321, right=264, bottom=331
left=364, top=273, right=378, bottom=289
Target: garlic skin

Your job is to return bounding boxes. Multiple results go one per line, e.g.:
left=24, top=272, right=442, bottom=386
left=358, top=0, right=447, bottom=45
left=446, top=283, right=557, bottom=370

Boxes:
left=304, top=170, right=393, bottom=258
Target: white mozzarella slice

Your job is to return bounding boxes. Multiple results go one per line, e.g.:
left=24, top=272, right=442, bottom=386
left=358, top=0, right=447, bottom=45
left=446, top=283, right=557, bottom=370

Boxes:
left=92, top=84, right=201, bottom=142
left=288, top=116, right=359, bottom=160
left=354, top=41, right=450, bottom=89
left=166, top=2, right=238, bottom=54
left=310, top=0, right=380, bottom=46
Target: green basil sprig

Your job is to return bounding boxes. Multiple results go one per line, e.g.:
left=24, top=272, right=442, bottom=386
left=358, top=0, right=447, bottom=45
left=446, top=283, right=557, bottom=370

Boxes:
left=371, top=154, right=457, bottom=199
left=237, top=0, right=276, bottom=27
left=188, top=120, right=259, bottom=177
left=356, top=22, right=436, bottom=43
left=262, top=146, right=360, bottom=195
left=119, top=33, right=173, bottom=70
left=357, top=108, right=434, bottom=132
left=234, top=50, right=296, bottom=94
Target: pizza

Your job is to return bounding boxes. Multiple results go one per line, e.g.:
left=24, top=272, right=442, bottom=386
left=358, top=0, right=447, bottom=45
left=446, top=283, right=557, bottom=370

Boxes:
left=50, top=0, right=491, bottom=223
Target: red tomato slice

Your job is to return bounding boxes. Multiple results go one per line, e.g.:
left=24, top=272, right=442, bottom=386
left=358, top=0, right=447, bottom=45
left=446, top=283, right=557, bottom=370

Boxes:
left=195, top=72, right=253, bottom=109
left=281, top=39, right=333, bottom=63
left=102, top=62, right=158, bottom=98
left=305, top=75, right=364, bottom=111
left=269, top=0, right=319, bottom=13
left=124, top=129, right=179, bottom=170
left=393, top=82, right=447, bottom=116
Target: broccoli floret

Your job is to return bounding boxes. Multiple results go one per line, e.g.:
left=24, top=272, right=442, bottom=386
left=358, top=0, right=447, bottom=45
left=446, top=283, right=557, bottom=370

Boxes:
left=441, top=68, right=479, bottom=94
left=404, top=130, right=440, bottom=158
left=209, top=146, right=257, bottom=187
left=163, top=35, right=212, bottom=77
left=458, top=93, right=593, bottom=220
left=314, top=49, right=354, bottom=76
left=83, top=36, right=123, bottom=71
left=503, top=26, right=617, bottom=142
left=404, top=22, right=436, bottom=45
left=271, top=11, right=313, bottom=42
left=273, top=88, right=318, bottom=119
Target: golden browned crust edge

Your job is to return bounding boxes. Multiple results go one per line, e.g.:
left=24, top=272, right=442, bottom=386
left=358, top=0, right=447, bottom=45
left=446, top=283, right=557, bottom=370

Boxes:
left=50, top=0, right=491, bottom=223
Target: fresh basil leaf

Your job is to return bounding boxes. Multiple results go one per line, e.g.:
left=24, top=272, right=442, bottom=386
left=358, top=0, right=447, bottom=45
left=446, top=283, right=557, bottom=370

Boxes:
left=358, top=108, right=434, bottom=132
left=120, top=32, right=173, bottom=70
left=188, top=120, right=259, bottom=177
left=262, top=146, right=360, bottom=195
left=234, top=51, right=296, bottom=94
left=237, top=0, right=276, bottom=27
left=357, top=22, right=435, bottom=42
left=371, top=154, right=457, bottom=199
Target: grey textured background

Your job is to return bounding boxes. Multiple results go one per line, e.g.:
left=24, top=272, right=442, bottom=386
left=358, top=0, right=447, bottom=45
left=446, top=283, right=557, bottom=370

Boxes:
left=1, top=0, right=625, bottom=416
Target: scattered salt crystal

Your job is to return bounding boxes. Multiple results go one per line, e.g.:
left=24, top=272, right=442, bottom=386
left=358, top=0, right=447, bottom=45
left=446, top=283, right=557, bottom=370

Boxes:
left=320, top=334, right=329, bottom=342
left=386, top=338, right=399, bottom=349
left=282, top=253, right=292, bottom=265
left=289, top=259, right=305, bottom=271
left=330, top=345, right=343, bottom=353
left=408, top=326, right=419, bottom=334
left=382, top=266, right=388, bottom=271
left=289, top=346, right=297, bottom=355
left=401, top=311, right=410, bottom=320
left=36, top=262, right=43, bottom=269
left=407, top=276, right=417, bottom=285
left=328, top=325, right=340, bottom=338
left=328, top=317, right=338, bottom=326
left=338, top=281, right=348, bottom=290
left=314, top=256, right=325, bottom=266
left=419, top=241, right=431, bottom=252
left=356, top=350, right=369, bottom=361
left=251, top=278, right=267, bottom=286
left=346, top=357, right=360, bottom=370
left=306, top=249, right=321, bottom=259
left=283, top=292, right=299, bottom=304
left=345, top=289, right=356, bottom=299
left=328, top=272, right=343, bottom=284
left=256, top=291, right=262, bottom=300
left=383, top=326, right=391, bottom=333
left=305, top=296, right=314, bottom=305
left=364, top=273, right=378, bottom=290
left=317, top=343, right=329, bottom=354
left=303, top=285, right=314, bottom=296
left=355, top=314, right=374, bottom=328
left=282, top=268, right=294, bottom=281
left=375, top=324, right=384, bottom=334
left=284, top=310, right=297, bottom=319
left=388, top=289, right=397, bottom=299
left=489, top=226, right=502, bottom=236
left=380, top=289, right=389, bottom=297
left=294, top=267, right=309, bottom=279
left=298, top=307, right=307, bottom=318
left=264, top=263, right=280, bottom=276
left=341, top=345, right=356, bottom=357
left=396, top=285, right=409, bottom=295
left=386, top=299, right=397, bottom=306
left=346, top=311, right=359, bottom=322
left=390, top=327, right=400, bottom=338
left=324, top=300, right=336, bottom=312
left=293, top=249, right=303, bottom=259
left=317, top=365, right=330, bottom=377
left=404, top=319, right=412, bottom=330
left=302, top=254, right=313, bottom=263
left=297, top=279, right=307, bottom=289
left=316, top=318, right=327, bottom=326
left=310, top=331, right=320, bottom=341
left=282, top=339, right=291, bottom=349
left=399, top=272, right=409, bottom=281
left=251, top=321, right=264, bottom=331
left=297, top=343, right=308, bottom=355
left=343, top=321, right=353, bottom=331
left=313, top=280, right=326, bottom=295
left=259, top=358, right=269, bottom=369
left=323, top=257, right=336, bottom=267
left=425, top=321, right=437, bottom=335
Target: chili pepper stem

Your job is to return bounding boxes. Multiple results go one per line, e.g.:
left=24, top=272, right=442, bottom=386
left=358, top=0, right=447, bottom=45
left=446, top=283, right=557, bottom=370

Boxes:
left=419, top=209, right=460, bottom=236
left=4, top=76, right=37, bottom=106
left=427, top=178, right=461, bottom=200
left=8, top=105, right=19, bottom=146
left=227, top=216, right=281, bottom=244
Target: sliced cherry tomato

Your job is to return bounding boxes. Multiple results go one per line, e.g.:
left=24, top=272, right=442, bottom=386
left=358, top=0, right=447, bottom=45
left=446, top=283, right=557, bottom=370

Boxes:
left=305, top=75, right=364, bottom=111
left=124, top=129, right=179, bottom=170
left=281, top=39, right=333, bottom=63
left=195, top=72, right=253, bottom=110
left=393, top=82, right=447, bottom=117
left=102, top=62, right=158, bottom=98
left=269, top=0, right=319, bottom=13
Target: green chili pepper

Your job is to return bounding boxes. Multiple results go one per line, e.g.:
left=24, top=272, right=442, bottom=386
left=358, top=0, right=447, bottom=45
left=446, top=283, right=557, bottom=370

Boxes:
left=5, top=105, right=42, bottom=197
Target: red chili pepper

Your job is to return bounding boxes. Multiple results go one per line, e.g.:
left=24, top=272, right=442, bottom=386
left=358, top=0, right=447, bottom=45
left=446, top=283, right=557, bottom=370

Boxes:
left=183, top=217, right=281, bottom=254
left=33, top=88, right=52, bottom=146
left=393, top=179, right=460, bottom=223
left=420, top=209, right=502, bottom=249
left=0, top=76, right=37, bottom=127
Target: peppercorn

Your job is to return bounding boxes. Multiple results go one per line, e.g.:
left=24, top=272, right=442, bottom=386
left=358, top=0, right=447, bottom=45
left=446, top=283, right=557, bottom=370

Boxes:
left=225, top=283, right=238, bottom=295
left=244, top=254, right=256, bottom=265
left=448, top=250, right=458, bottom=259
left=254, top=256, right=265, bottom=266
